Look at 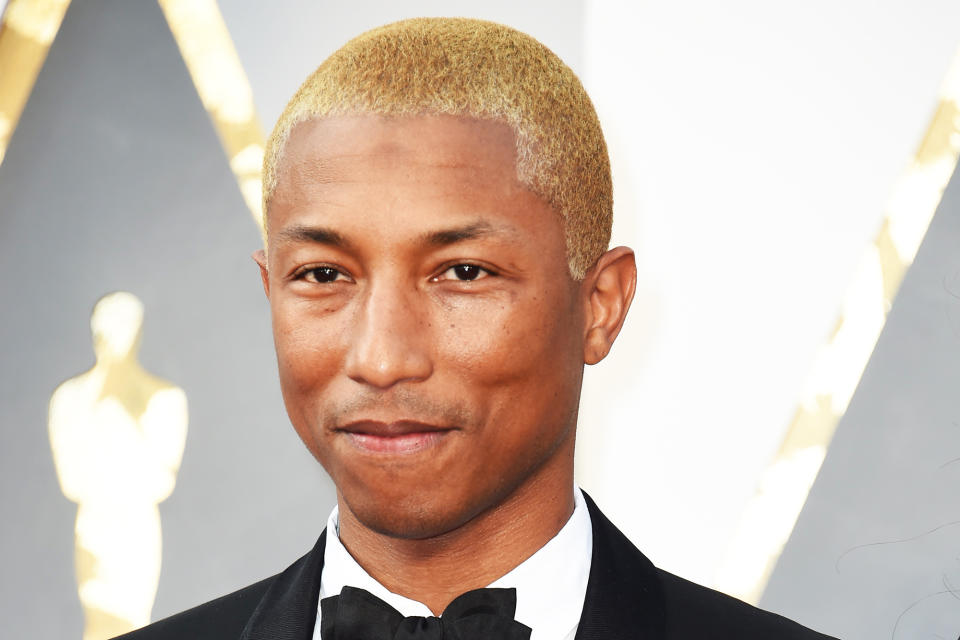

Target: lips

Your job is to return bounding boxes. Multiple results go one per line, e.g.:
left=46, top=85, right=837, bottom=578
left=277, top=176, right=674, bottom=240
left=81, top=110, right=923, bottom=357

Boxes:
left=336, top=420, right=454, bottom=454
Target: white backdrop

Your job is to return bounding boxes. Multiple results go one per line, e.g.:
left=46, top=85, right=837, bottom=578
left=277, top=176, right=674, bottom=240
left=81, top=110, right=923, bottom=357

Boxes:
left=577, top=0, right=959, bottom=588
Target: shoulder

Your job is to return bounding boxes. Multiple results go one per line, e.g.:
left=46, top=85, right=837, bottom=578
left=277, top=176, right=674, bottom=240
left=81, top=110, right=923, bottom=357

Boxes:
left=580, top=492, right=838, bottom=639
left=656, top=569, right=837, bottom=639
left=111, top=576, right=275, bottom=640
left=111, top=531, right=328, bottom=640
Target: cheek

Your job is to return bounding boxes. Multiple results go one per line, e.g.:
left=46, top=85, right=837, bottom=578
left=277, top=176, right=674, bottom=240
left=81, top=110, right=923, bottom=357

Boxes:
left=435, top=291, right=580, bottom=390
left=271, top=303, right=352, bottom=464
left=272, top=301, right=345, bottom=403
left=436, top=297, right=581, bottom=484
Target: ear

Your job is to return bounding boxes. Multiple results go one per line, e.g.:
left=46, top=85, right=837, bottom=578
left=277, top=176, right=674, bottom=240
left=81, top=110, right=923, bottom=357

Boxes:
left=252, top=249, right=270, bottom=297
left=581, top=246, right=637, bottom=365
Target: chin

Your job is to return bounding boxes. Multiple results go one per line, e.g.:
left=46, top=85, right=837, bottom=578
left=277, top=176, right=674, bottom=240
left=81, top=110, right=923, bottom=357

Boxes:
left=359, top=511, right=452, bottom=540
left=342, top=483, right=491, bottom=540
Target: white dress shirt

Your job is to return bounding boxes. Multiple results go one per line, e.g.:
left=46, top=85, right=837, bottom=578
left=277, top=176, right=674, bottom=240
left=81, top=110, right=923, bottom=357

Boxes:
left=314, top=488, right=593, bottom=640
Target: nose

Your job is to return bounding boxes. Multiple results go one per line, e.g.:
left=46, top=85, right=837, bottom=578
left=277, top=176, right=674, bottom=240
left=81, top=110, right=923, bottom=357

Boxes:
left=344, top=279, right=434, bottom=389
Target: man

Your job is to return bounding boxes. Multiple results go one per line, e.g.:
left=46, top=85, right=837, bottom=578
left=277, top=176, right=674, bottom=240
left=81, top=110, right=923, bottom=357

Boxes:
left=118, top=17, right=837, bottom=640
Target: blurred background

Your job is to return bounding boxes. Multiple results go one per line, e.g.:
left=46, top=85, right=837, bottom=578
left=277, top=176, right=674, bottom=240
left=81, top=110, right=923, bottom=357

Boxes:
left=1, top=1, right=959, bottom=638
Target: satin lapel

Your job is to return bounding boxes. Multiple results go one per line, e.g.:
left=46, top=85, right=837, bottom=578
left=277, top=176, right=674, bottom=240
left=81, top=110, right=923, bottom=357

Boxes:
left=575, top=493, right=666, bottom=640
left=240, top=530, right=327, bottom=640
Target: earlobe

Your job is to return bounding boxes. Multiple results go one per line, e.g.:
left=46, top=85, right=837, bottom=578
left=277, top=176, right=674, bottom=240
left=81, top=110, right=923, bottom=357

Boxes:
left=582, top=246, right=637, bottom=365
left=252, top=249, right=270, bottom=298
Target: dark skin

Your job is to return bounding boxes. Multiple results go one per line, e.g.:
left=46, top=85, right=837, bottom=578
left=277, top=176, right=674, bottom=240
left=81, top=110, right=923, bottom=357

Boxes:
left=254, top=114, right=636, bottom=614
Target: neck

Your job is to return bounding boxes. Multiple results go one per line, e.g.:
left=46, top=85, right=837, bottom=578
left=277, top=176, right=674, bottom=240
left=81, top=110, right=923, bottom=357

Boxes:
left=91, top=355, right=141, bottom=380
left=335, top=448, right=576, bottom=615
left=93, top=350, right=139, bottom=368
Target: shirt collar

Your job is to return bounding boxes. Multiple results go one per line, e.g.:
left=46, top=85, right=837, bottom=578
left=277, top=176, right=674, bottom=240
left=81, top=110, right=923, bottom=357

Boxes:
left=316, top=487, right=593, bottom=640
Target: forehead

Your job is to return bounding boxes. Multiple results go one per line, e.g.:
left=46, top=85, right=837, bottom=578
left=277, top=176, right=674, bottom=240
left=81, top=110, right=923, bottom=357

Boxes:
left=266, top=115, right=563, bottom=248
left=274, top=115, right=520, bottom=197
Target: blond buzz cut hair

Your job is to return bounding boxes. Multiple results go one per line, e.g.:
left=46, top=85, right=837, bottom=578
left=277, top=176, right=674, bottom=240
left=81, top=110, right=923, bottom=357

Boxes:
left=263, top=17, right=612, bottom=279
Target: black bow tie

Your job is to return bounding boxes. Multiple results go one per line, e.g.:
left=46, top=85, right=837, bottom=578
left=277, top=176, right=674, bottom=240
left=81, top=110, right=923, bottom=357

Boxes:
left=320, top=585, right=532, bottom=640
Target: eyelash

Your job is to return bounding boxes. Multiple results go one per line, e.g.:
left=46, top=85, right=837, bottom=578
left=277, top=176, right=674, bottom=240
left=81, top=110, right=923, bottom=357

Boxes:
left=432, top=263, right=496, bottom=282
left=292, top=265, right=350, bottom=284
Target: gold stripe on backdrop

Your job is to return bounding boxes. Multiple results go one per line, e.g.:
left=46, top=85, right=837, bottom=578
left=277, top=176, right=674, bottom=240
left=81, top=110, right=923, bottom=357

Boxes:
left=714, top=47, right=960, bottom=604
left=0, top=0, right=71, bottom=168
left=157, top=0, right=266, bottom=238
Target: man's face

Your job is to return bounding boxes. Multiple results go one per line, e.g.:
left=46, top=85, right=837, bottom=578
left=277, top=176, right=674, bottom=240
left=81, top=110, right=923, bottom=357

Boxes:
left=260, top=115, right=586, bottom=539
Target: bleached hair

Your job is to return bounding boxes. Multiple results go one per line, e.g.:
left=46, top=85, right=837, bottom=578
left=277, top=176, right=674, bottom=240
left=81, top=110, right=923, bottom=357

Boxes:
left=262, top=17, right=612, bottom=279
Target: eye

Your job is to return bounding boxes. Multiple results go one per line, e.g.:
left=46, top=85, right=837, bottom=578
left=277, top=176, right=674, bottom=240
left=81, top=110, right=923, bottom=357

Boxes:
left=434, top=264, right=493, bottom=282
left=297, top=266, right=349, bottom=283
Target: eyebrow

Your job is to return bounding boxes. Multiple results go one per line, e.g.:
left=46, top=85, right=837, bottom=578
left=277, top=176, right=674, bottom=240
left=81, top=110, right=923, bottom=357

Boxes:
left=420, top=221, right=501, bottom=246
left=274, top=225, right=350, bottom=248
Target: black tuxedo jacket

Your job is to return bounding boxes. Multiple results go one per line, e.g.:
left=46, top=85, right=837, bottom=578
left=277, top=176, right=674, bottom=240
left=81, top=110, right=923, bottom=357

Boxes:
left=116, top=494, right=837, bottom=639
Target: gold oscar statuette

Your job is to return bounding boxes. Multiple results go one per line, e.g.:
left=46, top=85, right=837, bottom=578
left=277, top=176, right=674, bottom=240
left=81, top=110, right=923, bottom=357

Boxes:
left=49, top=292, right=188, bottom=640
